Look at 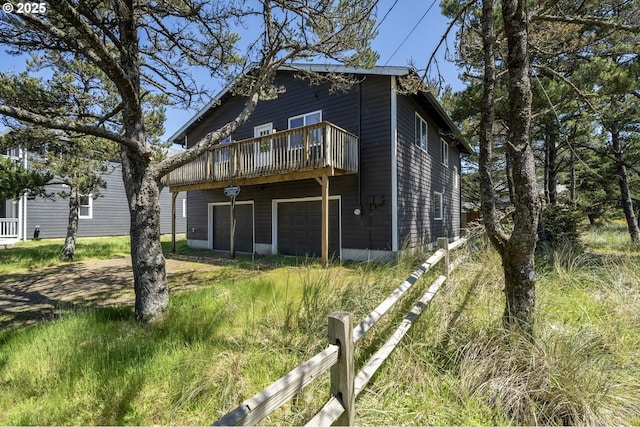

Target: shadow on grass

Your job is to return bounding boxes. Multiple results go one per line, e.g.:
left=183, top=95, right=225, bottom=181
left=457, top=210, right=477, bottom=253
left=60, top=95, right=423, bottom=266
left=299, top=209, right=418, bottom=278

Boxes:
left=0, top=261, right=135, bottom=332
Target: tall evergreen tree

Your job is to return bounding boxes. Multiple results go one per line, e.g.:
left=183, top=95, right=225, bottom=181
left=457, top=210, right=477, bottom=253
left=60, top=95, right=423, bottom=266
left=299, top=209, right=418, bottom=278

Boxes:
left=0, top=1, right=378, bottom=322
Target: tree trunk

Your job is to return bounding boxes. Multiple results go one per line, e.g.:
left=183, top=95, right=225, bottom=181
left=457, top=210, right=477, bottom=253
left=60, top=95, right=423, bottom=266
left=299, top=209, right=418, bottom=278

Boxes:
left=479, top=0, right=507, bottom=253
left=61, top=188, right=79, bottom=260
left=502, top=241, right=536, bottom=332
left=544, top=129, right=558, bottom=206
left=121, top=146, right=168, bottom=322
left=570, top=148, right=577, bottom=209
left=611, top=122, right=640, bottom=244
left=502, top=0, right=540, bottom=335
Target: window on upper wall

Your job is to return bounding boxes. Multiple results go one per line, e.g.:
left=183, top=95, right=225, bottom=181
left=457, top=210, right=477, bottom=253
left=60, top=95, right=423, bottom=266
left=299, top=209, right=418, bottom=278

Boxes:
left=79, top=194, right=93, bottom=219
left=288, top=110, right=322, bottom=149
left=218, top=135, right=232, bottom=162
left=415, top=113, right=428, bottom=152
left=434, top=191, right=443, bottom=220
left=441, top=138, right=449, bottom=166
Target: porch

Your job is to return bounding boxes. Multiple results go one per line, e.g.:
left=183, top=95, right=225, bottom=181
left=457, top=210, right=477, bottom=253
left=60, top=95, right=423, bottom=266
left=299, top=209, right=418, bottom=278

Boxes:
left=162, top=121, right=359, bottom=191
left=1, top=218, right=19, bottom=247
left=1, top=218, right=18, bottom=239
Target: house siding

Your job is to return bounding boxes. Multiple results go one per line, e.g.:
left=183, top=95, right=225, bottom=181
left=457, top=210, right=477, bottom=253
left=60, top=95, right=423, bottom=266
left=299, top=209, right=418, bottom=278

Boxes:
left=25, top=164, right=186, bottom=239
left=396, top=94, right=461, bottom=248
left=180, top=68, right=464, bottom=259
left=185, top=71, right=394, bottom=253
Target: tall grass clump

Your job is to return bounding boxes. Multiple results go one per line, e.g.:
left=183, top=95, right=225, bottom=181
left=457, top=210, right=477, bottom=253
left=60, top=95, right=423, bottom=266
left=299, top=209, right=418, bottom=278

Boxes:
left=357, top=226, right=640, bottom=425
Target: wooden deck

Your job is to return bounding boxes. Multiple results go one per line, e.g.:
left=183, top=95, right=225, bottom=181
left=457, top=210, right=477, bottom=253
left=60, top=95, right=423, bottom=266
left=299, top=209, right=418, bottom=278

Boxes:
left=162, top=121, right=358, bottom=192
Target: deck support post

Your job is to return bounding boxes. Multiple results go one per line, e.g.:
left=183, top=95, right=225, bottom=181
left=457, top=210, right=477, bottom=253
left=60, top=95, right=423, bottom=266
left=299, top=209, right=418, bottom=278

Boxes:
left=171, top=191, right=177, bottom=253
left=316, top=174, right=329, bottom=266
left=230, top=195, right=237, bottom=259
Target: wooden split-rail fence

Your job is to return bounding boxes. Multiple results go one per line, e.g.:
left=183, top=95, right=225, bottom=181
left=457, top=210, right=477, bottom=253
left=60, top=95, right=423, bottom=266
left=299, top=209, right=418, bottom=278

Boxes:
left=213, top=235, right=473, bottom=426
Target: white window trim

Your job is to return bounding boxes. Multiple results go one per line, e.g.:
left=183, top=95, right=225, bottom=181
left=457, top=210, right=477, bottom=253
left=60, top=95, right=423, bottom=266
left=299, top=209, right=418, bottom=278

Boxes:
left=288, top=110, right=322, bottom=129
left=254, top=122, right=273, bottom=137
left=441, top=138, right=449, bottom=167
left=415, top=112, right=428, bottom=152
left=254, top=123, right=274, bottom=155
left=79, top=194, right=93, bottom=219
left=454, top=166, right=459, bottom=189
left=288, top=110, right=322, bottom=149
left=434, top=191, right=443, bottom=221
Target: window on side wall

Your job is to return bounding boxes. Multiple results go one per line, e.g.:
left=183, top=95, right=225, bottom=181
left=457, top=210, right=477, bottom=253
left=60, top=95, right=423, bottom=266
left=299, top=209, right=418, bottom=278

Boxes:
left=454, top=166, right=459, bottom=189
left=79, top=194, right=93, bottom=219
left=440, top=138, right=449, bottom=166
left=434, top=191, right=443, bottom=220
left=415, top=113, right=428, bottom=152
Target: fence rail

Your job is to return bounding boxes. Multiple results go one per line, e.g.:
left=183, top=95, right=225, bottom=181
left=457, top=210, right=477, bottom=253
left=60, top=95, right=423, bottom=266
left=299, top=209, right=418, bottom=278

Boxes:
left=162, top=121, right=358, bottom=188
left=0, top=218, right=18, bottom=238
left=212, top=235, right=475, bottom=426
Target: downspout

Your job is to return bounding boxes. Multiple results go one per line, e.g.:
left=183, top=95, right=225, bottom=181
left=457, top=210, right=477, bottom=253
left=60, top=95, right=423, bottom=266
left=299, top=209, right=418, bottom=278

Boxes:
left=357, top=81, right=362, bottom=216
left=22, top=146, right=27, bottom=241
left=390, top=77, right=399, bottom=253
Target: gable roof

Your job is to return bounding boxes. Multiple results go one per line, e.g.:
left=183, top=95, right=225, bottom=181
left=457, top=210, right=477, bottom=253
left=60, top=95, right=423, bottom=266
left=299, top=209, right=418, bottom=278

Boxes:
left=169, top=64, right=471, bottom=154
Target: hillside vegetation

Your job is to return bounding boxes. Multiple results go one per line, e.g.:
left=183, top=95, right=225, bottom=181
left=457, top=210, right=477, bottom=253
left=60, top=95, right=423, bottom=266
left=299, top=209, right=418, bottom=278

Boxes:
left=0, top=223, right=638, bottom=425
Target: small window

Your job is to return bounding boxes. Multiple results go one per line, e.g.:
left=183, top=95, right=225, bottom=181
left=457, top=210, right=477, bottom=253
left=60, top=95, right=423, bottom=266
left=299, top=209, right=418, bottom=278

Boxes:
left=218, top=135, right=232, bottom=162
left=440, top=139, right=449, bottom=166
left=454, top=166, right=459, bottom=189
left=415, top=113, right=428, bottom=151
left=182, top=198, right=187, bottom=218
left=79, top=194, right=93, bottom=219
left=434, top=192, right=443, bottom=220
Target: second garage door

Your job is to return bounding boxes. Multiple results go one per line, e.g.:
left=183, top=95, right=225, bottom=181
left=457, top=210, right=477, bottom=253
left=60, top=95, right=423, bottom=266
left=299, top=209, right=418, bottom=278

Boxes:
left=277, top=199, right=340, bottom=258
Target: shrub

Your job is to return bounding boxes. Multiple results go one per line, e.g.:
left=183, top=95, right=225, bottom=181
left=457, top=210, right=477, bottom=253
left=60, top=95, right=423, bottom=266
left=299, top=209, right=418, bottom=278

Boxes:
left=540, top=206, right=581, bottom=247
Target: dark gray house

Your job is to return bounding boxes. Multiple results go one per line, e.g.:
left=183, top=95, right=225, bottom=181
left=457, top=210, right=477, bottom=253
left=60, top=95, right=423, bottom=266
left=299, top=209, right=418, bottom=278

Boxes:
left=1, top=147, right=186, bottom=243
left=163, top=64, right=471, bottom=262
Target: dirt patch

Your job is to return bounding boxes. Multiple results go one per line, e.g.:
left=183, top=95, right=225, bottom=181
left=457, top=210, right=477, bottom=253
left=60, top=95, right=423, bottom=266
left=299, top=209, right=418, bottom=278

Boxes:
left=0, top=256, right=216, bottom=331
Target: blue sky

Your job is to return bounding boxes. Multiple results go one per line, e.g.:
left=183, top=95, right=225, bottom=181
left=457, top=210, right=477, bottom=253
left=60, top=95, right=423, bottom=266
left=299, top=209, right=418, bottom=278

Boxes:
left=162, top=0, right=463, bottom=142
left=0, top=1, right=463, bottom=143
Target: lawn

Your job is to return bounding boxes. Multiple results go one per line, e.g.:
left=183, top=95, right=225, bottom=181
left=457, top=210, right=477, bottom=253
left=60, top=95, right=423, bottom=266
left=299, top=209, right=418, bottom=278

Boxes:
left=1, top=225, right=639, bottom=425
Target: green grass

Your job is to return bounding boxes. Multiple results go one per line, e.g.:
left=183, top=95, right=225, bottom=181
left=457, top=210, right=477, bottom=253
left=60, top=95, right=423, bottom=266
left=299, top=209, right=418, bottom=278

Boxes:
left=0, top=234, right=187, bottom=274
left=1, top=225, right=639, bottom=425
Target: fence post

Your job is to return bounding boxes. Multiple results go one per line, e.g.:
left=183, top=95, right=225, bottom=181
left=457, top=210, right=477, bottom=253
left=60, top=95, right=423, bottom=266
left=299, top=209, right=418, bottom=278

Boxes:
left=437, top=237, right=449, bottom=278
left=328, top=311, right=354, bottom=426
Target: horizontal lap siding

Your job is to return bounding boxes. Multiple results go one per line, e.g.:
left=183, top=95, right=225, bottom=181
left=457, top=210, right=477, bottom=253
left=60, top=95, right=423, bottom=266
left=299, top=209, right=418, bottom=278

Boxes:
left=358, top=75, right=392, bottom=250
left=187, top=176, right=357, bottom=246
left=186, top=71, right=359, bottom=149
left=396, top=95, right=460, bottom=248
left=26, top=164, right=185, bottom=239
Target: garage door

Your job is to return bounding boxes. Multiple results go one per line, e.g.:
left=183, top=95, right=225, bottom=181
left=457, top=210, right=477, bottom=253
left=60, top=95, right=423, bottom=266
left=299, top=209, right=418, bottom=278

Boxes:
left=212, top=203, right=254, bottom=252
left=277, top=199, right=340, bottom=258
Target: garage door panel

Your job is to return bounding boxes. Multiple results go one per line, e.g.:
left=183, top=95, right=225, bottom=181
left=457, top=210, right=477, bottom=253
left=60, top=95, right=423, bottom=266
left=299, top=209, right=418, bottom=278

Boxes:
left=212, top=204, right=253, bottom=252
left=278, top=200, right=339, bottom=258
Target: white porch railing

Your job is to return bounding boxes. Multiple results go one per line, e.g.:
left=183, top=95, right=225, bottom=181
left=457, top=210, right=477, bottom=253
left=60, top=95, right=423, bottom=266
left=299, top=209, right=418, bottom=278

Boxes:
left=0, top=218, right=19, bottom=238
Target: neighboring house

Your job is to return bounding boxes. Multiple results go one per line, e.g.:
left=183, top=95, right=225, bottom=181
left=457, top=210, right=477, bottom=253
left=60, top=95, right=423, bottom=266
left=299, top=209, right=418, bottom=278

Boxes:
left=0, top=147, right=186, bottom=243
left=163, top=64, right=471, bottom=262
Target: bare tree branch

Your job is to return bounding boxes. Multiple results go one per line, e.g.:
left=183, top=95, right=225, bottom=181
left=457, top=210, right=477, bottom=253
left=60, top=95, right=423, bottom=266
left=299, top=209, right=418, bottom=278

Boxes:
left=0, top=104, right=136, bottom=151
left=536, top=14, right=640, bottom=33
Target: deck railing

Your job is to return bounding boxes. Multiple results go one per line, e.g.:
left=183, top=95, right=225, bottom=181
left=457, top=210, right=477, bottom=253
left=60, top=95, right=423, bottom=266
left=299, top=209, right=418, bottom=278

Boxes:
left=162, top=121, right=358, bottom=187
left=0, top=218, right=19, bottom=238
